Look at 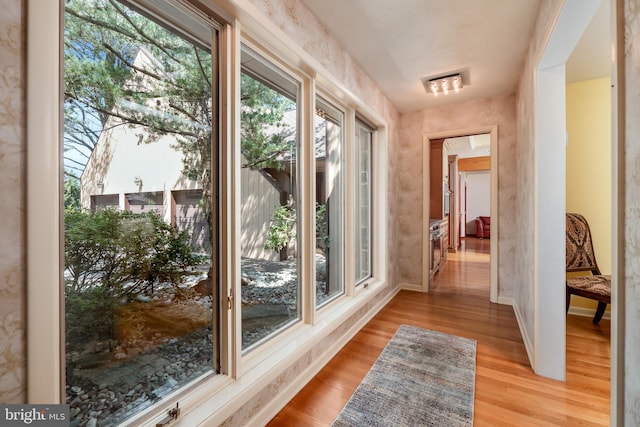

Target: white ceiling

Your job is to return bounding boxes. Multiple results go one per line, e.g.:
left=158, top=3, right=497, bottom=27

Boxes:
left=445, top=135, right=491, bottom=159
left=566, top=0, right=610, bottom=83
left=300, top=0, right=610, bottom=114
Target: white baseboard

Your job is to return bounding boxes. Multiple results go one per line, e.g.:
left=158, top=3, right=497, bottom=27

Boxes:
left=511, top=301, right=535, bottom=372
left=246, top=285, right=402, bottom=427
left=399, top=282, right=422, bottom=292
left=497, top=296, right=515, bottom=306
left=568, top=305, right=611, bottom=320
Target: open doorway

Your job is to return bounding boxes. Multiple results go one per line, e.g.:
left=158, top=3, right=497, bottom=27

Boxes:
left=421, top=126, right=498, bottom=302
left=565, top=0, right=612, bottom=322
left=445, top=134, right=491, bottom=252
left=530, top=0, right=604, bottom=381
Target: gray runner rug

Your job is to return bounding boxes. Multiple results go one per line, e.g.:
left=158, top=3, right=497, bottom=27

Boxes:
left=332, top=324, right=477, bottom=427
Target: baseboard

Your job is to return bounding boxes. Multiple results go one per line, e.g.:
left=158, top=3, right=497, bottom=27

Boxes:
left=512, top=301, right=535, bottom=372
left=497, top=296, right=515, bottom=306
left=246, top=285, right=402, bottom=427
left=399, top=282, right=422, bottom=292
left=568, top=305, right=611, bottom=320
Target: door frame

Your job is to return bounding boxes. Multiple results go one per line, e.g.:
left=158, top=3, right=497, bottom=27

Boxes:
left=421, top=125, right=498, bottom=302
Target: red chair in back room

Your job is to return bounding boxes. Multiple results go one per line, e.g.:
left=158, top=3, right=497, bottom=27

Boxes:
left=475, top=216, right=490, bottom=238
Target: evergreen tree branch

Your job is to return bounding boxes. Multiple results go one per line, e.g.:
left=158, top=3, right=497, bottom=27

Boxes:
left=107, top=0, right=181, bottom=63
left=66, top=91, right=200, bottom=138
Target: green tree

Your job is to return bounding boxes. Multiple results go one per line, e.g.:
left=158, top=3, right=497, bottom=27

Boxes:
left=240, top=73, right=295, bottom=171
left=64, top=0, right=294, bottom=182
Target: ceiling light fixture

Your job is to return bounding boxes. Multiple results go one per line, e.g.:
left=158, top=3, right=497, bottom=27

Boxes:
left=423, top=73, right=463, bottom=96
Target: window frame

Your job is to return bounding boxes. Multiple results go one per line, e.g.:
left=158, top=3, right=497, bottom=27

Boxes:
left=354, top=119, right=375, bottom=285
left=236, top=38, right=316, bottom=371
left=313, top=93, right=347, bottom=309
left=238, top=43, right=305, bottom=353
left=28, top=1, right=236, bottom=424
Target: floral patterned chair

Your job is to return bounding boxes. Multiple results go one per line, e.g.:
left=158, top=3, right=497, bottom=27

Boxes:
left=565, top=213, right=611, bottom=324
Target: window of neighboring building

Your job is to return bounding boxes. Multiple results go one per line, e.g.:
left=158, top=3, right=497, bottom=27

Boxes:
left=63, top=0, right=218, bottom=424
left=315, top=96, right=345, bottom=308
left=240, top=46, right=301, bottom=350
left=91, top=194, right=119, bottom=211
left=355, top=120, right=373, bottom=284
left=125, top=191, right=164, bottom=214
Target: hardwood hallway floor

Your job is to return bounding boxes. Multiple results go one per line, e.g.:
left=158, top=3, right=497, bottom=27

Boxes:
left=267, top=237, right=610, bottom=426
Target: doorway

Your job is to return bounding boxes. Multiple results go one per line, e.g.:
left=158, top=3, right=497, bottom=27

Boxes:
left=447, top=134, right=491, bottom=249
left=421, top=126, right=498, bottom=302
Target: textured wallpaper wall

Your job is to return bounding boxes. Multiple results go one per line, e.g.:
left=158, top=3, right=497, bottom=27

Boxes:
left=624, top=0, right=640, bottom=422
left=0, top=0, right=25, bottom=404
left=397, top=94, right=517, bottom=296
left=513, top=0, right=564, bottom=356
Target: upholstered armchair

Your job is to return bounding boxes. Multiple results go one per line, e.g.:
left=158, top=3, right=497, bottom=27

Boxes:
left=475, top=216, right=490, bottom=238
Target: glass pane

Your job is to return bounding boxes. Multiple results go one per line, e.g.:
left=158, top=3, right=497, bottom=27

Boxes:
left=240, top=48, right=300, bottom=350
left=355, top=121, right=373, bottom=284
left=315, top=98, right=344, bottom=307
left=63, top=1, right=217, bottom=425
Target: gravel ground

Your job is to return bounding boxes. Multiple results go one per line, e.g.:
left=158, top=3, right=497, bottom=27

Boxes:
left=67, top=255, right=332, bottom=426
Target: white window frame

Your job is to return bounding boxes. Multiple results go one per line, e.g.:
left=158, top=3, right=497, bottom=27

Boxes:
left=314, top=93, right=347, bottom=309
left=354, top=119, right=375, bottom=286
left=236, top=39, right=312, bottom=369
left=27, top=0, right=389, bottom=424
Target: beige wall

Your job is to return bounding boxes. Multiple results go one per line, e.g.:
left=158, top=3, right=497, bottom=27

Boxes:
left=0, top=0, right=25, bottom=404
left=397, top=94, right=518, bottom=296
left=566, top=77, right=612, bottom=311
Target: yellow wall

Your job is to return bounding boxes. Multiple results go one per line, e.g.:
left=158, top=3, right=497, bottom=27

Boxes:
left=565, top=77, right=611, bottom=310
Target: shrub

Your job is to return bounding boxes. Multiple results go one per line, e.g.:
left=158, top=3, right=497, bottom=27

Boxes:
left=264, top=204, right=296, bottom=252
left=64, top=208, right=202, bottom=347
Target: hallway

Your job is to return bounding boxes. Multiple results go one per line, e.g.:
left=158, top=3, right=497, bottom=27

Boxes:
left=268, top=238, right=610, bottom=426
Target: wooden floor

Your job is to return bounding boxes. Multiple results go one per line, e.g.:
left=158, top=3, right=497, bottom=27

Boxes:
left=267, top=237, right=610, bottom=426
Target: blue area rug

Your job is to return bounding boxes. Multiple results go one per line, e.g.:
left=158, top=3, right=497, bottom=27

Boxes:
left=333, top=325, right=477, bottom=427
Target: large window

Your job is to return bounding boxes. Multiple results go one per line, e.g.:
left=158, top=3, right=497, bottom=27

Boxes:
left=355, top=120, right=373, bottom=284
left=63, top=1, right=218, bottom=424
left=240, top=47, right=300, bottom=350
left=315, top=97, right=345, bottom=307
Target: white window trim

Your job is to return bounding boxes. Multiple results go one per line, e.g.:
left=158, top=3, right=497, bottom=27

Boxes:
left=314, top=91, right=347, bottom=309
left=27, top=0, right=389, bottom=424
left=27, top=0, right=63, bottom=404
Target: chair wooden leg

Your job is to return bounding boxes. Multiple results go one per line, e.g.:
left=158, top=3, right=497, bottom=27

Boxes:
left=593, top=302, right=607, bottom=324
left=566, top=288, right=571, bottom=314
